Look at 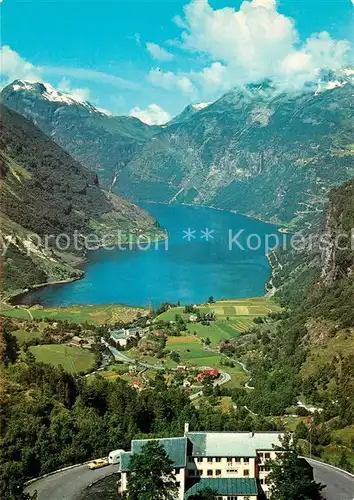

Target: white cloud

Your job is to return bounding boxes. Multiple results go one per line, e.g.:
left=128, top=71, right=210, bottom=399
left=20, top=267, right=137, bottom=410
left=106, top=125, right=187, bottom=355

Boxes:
left=129, top=104, right=171, bottom=125
left=0, top=45, right=42, bottom=83
left=58, top=77, right=91, bottom=102
left=42, top=65, right=139, bottom=90
left=148, top=68, right=196, bottom=94
left=146, top=42, right=174, bottom=61
left=147, top=0, right=351, bottom=98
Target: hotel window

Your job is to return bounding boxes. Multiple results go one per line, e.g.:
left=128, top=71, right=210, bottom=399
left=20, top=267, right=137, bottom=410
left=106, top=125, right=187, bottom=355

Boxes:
left=260, top=478, right=264, bottom=484
left=197, top=457, right=203, bottom=463
left=227, top=457, right=233, bottom=463
left=227, top=469, right=238, bottom=474
left=215, top=469, right=221, bottom=476
left=207, top=470, right=213, bottom=476
left=265, top=453, right=271, bottom=459
left=187, top=470, right=194, bottom=477
left=234, top=456, right=240, bottom=462
left=198, top=469, right=203, bottom=476
left=258, top=453, right=264, bottom=459
left=243, top=469, right=249, bottom=476
left=207, top=457, right=213, bottom=463
left=174, top=468, right=180, bottom=474
left=188, top=456, right=194, bottom=463
left=227, top=497, right=237, bottom=500
left=243, top=457, right=249, bottom=463
left=215, top=457, right=221, bottom=462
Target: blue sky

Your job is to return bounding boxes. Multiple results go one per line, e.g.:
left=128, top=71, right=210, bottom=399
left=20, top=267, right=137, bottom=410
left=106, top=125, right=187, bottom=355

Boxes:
left=1, top=0, right=353, bottom=123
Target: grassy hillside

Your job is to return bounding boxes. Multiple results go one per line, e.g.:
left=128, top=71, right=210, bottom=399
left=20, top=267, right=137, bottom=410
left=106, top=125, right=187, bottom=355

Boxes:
left=0, top=104, right=164, bottom=294
left=227, top=176, right=354, bottom=468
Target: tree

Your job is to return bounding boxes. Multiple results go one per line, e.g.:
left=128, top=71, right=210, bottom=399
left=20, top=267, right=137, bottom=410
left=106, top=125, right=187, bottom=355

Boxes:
left=125, top=441, right=178, bottom=500
left=294, top=421, right=308, bottom=441
left=267, top=434, right=325, bottom=500
left=170, top=351, right=180, bottom=363
left=208, top=296, right=215, bottom=304
left=338, top=449, right=351, bottom=472
left=189, top=487, right=218, bottom=499
left=3, top=326, right=19, bottom=366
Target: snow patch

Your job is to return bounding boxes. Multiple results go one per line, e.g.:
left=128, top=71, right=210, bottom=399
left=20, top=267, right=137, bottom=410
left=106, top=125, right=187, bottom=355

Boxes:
left=191, top=102, right=211, bottom=111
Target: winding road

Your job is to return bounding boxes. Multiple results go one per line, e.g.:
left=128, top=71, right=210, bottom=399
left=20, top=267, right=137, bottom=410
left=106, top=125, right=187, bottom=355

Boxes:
left=25, top=457, right=353, bottom=500
left=25, top=464, right=117, bottom=500
left=306, top=458, right=354, bottom=500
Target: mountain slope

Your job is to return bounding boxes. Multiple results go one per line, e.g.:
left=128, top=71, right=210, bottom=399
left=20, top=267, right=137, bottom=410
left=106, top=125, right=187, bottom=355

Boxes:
left=118, top=82, right=354, bottom=227
left=230, top=174, right=354, bottom=428
left=0, top=104, right=163, bottom=294
left=0, top=80, right=157, bottom=187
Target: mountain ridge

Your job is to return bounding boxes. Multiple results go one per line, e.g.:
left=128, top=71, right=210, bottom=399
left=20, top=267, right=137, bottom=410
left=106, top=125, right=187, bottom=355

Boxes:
left=0, top=103, right=163, bottom=295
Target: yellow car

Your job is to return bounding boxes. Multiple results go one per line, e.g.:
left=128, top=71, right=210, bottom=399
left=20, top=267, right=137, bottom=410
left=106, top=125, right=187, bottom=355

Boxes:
left=88, top=458, right=109, bottom=470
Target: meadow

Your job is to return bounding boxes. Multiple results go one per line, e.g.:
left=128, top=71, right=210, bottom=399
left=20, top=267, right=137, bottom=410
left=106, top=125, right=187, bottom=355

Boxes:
left=1, top=303, right=148, bottom=325
left=29, top=344, right=95, bottom=373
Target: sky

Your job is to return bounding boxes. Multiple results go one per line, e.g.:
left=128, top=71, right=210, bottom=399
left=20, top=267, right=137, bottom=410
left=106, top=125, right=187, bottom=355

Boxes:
left=1, top=0, right=354, bottom=124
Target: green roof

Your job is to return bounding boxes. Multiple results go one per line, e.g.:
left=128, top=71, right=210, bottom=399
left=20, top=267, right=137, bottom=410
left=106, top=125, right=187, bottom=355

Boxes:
left=186, top=432, right=284, bottom=457
left=185, top=478, right=258, bottom=497
left=120, top=437, right=187, bottom=471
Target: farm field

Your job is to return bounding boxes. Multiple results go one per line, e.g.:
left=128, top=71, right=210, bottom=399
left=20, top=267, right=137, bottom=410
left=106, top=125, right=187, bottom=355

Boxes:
left=167, top=336, right=245, bottom=373
left=13, top=329, right=41, bottom=345
left=1, top=303, right=148, bottom=325
left=157, top=297, right=280, bottom=321
left=29, top=344, right=95, bottom=373
left=223, top=372, right=248, bottom=388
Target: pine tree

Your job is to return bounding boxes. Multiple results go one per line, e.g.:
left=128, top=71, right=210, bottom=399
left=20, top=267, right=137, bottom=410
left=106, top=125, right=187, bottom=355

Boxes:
left=267, top=434, right=324, bottom=500
left=124, top=441, right=178, bottom=500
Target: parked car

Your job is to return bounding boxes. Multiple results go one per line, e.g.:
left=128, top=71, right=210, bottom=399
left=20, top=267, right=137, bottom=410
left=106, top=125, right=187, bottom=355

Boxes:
left=88, top=458, right=109, bottom=470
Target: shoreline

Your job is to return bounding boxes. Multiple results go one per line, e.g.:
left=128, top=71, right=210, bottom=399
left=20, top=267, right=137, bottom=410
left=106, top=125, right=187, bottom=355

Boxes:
left=5, top=230, right=168, bottom=307
left=5, top=203, right=282, bottom=309
left=6, top=275, right=84, bottom=306
left=142, top=199, right=290, bottom=230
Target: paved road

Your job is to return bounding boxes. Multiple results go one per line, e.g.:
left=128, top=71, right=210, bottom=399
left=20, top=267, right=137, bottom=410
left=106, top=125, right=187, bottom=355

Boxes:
left=26, top=457, right=353, bottom=500
left=26, top=464, right=117, bottom=500
left=306, top=458, right=354, bottom=500
left=189, top=371, right=231, bottom=400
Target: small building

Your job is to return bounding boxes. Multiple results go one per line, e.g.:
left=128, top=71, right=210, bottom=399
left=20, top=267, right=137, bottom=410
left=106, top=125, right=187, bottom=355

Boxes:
left=110, top=328, right=143, bottom=347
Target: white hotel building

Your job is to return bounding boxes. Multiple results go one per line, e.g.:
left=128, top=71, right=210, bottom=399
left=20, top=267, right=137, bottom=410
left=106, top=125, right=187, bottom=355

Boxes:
left=117, top=426, right=287, bottom=499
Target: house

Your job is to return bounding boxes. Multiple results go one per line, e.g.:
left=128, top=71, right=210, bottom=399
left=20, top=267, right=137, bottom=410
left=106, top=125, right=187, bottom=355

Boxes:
left=196, top=368, right=219, bottom=382
left=116, top=424, right=287, bottom=499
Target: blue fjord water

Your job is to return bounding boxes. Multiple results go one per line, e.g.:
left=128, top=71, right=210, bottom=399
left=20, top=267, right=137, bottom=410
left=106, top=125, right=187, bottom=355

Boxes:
left=18, top=204, right=281, bottom=307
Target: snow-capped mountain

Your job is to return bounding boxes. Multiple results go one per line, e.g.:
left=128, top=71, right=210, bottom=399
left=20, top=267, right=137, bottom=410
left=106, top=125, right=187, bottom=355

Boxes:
left=1, top=80, right=156, bottom=186
left=169, top=101, right=212, bottom=125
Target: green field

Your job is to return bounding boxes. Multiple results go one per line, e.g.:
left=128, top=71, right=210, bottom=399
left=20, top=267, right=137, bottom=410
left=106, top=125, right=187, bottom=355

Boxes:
left=157, top=298, right=280, bottom=339
left=13, top=329, right=42, bottom=344
left=29, top=344, right=95, bottom=373
left=223, top=372, right=248, bottom=388
left=166, top=336, right=245, bottom=372
left=157, top=300, right=276, bottom=322
left=1, top=303, right=148, bottom=325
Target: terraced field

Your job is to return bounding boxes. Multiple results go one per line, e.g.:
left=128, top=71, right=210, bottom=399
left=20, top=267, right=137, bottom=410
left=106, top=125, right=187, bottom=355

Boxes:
left=163, top=298, right=281, bottom=346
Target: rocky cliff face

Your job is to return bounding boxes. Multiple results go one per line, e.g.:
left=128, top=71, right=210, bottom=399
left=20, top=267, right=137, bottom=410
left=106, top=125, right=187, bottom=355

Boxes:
left=118, top=81, right=354, bottom=227
left=2, top=77, right=353, bottom=228
left=0, top=80, right=157, bottom=187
